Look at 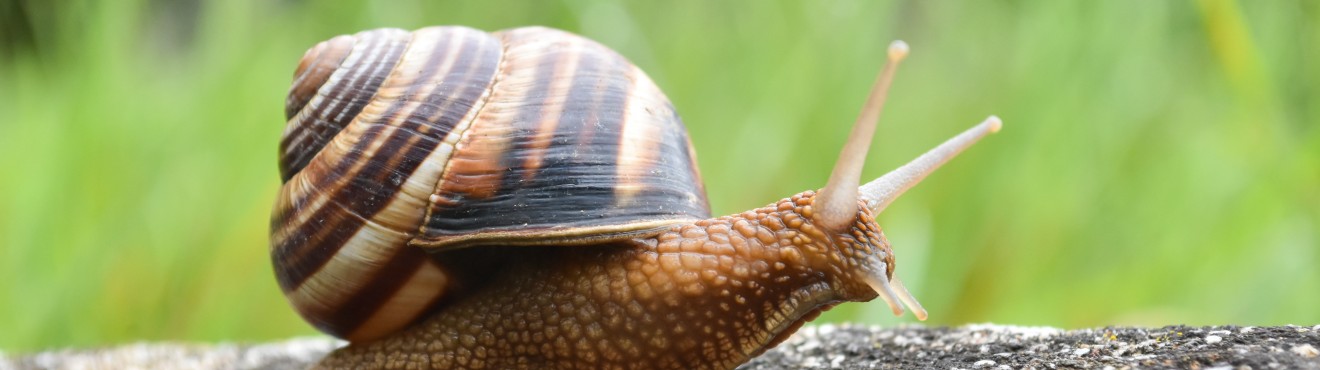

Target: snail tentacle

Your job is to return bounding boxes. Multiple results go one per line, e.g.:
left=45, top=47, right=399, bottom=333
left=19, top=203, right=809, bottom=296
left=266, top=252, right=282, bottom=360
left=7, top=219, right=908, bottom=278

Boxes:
left=813, top=40, right=910, bottom=231
left=860, top=115, right=1003, bottom=213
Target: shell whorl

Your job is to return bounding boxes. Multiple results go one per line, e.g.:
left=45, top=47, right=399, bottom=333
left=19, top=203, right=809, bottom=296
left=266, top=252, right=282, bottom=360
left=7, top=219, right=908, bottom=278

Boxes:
left=270, top=26, right=710, bottom=341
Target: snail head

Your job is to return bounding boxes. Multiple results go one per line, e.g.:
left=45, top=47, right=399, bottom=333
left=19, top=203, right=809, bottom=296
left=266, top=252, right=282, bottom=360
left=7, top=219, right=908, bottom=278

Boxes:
left=808, top=40, right=1002, bottom=321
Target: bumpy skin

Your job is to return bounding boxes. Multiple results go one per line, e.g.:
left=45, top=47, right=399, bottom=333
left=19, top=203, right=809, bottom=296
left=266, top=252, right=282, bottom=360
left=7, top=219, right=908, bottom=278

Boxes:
left=314, top=191, right=895, bottom=369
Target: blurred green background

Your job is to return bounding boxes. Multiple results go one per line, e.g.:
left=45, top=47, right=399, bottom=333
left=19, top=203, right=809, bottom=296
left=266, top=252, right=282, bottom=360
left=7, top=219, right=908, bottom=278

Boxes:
left=1, top=0, right=1317, bottom=352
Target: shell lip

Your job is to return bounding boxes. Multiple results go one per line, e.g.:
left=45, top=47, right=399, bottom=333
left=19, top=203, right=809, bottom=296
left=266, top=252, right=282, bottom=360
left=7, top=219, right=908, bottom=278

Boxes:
left=411, top=218, right=695, bottom=251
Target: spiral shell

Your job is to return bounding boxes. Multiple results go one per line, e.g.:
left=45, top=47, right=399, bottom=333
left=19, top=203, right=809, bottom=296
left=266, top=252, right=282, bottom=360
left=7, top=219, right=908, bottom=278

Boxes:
left=270, top=26, right=710, bottom=341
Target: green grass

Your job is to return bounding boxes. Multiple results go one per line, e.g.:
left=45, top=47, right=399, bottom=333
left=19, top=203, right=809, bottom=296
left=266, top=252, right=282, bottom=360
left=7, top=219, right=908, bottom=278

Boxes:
left=1, top=0, right=1316, bottom=352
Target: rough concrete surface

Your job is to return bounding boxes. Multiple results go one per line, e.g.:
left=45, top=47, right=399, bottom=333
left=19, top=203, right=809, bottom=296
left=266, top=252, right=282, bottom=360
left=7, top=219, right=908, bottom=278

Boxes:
left=2, top=325, right=1317, bottom=369
left=743, top=324, right=1320, bottom=370
left=0, top=338, right=340, bottom=370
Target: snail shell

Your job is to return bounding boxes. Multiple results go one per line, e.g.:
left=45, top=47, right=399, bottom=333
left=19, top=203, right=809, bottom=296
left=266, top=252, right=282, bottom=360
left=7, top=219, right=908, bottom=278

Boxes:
left=271, top=26, right=710, bottom=341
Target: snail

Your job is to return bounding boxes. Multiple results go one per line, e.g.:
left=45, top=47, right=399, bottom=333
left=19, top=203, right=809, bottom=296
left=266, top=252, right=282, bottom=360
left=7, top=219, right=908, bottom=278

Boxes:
left=271, top=26, right=1000, bottom=370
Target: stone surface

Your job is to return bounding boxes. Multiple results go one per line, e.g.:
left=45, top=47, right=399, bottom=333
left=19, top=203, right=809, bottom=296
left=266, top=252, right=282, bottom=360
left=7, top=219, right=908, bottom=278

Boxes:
left=0, top=337, right=341, bottom=370
left=742, top=324, right=1320, bottom=370
left=3, top=325, right=1318, bottom=369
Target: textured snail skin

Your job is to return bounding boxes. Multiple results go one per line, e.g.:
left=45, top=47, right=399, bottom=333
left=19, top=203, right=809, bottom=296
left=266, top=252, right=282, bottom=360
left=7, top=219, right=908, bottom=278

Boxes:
left=313, top=191, right=892, bottom=370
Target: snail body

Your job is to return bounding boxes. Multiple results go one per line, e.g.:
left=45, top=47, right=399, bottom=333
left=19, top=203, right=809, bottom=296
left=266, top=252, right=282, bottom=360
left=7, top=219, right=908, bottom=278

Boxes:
left=272, top=25, right=1000, bottom=369
left=316, top=193, right=887, bottom=369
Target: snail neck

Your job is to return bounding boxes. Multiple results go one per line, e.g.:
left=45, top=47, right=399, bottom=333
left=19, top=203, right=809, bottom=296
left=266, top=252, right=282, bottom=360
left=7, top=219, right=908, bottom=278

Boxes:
left=627, top=190, right=883, bottom=361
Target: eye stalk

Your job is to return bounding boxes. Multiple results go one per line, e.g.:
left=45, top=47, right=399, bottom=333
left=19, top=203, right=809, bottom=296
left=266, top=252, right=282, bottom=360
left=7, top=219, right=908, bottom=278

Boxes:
left=812, top=40, right=909, bottom=232
left=860, top=116, right=1002, bottom=213
left=810, top=40, right=1001, bottom=321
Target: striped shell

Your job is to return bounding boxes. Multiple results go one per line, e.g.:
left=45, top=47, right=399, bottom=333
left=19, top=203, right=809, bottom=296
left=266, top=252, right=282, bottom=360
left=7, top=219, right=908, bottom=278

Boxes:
left=270, top=26, right=711, bottom=342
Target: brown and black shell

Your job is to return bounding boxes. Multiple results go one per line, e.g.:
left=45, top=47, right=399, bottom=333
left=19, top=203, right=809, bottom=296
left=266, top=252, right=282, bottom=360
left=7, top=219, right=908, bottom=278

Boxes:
left=269, top=26, right=711, bottom=342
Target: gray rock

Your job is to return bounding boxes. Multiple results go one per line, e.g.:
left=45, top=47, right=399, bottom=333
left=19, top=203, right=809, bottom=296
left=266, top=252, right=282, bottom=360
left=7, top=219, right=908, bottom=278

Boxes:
left=0, top=337, right=341, bottom=370
left=740, top=324, right=1320, bottom=370
left=3, top=325, right=1317, bottom=369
